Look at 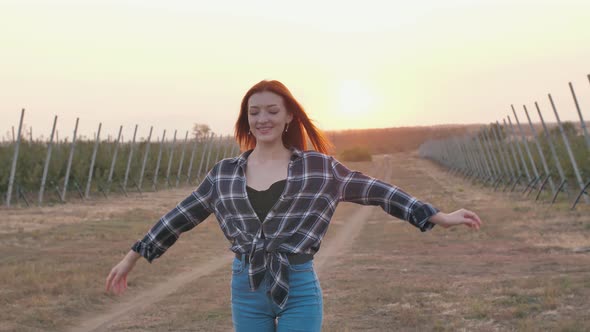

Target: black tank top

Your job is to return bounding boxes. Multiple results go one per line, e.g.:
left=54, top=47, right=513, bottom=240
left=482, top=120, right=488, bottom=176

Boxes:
left=246, top=179, right=314, bottom=263
left=246, top=179, right=287, bottom=222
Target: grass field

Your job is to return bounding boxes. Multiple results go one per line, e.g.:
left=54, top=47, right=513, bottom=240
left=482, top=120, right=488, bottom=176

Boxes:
left=1, top=151, right=589, bottom=331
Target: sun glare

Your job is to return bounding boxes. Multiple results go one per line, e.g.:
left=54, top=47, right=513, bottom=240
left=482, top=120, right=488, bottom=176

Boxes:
left=337, top=80, right=375, bottom=117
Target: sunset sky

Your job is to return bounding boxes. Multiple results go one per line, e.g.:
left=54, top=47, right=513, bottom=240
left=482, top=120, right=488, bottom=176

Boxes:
left=1, top=0, right=590, bottom=141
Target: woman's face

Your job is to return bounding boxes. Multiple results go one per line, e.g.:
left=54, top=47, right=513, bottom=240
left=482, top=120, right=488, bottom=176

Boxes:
left=247, top=91, right=293, bottom=146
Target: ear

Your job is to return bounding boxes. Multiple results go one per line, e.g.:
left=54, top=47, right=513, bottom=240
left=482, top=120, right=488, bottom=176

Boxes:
left=287, top=112, right=294, bottom=123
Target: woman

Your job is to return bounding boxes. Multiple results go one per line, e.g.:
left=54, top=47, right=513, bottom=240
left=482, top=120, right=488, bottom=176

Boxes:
left=106, top=80, right=482, bottom=331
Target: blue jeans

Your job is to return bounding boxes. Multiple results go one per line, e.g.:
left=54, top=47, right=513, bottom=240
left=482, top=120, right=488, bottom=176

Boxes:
left=231, top=257, right=323, bottom=332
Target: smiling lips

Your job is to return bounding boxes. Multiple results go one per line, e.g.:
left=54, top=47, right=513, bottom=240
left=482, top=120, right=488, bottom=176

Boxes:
left=257, top=127, right=273, bottom=134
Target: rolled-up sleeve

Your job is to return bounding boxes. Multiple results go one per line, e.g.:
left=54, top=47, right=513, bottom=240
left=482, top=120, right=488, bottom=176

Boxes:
left=331, top=157, right=439, bottom=232
left=132, top=164, right=218, bottom=262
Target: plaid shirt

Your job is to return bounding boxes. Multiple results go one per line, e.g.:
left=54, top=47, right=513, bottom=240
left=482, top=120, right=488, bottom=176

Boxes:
left=132, top=147, right=439, bottom=308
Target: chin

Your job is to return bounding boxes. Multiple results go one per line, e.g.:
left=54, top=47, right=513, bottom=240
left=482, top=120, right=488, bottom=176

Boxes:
left=255, top=135, right=282, bottom=144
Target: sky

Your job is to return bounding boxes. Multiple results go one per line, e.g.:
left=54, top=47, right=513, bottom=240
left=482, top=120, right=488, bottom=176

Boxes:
left=1, top=0, right=590, bottom=141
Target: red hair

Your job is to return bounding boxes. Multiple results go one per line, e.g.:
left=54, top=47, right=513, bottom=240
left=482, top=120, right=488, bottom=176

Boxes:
left=234, top=80, right=332, bottom=154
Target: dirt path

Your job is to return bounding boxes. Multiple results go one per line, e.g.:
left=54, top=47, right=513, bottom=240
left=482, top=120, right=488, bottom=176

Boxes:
left=315, top=156, right=391, bottom=272
left=69, top=254, right=233, bottom=332
left=67, top=157, right=388, bottom=332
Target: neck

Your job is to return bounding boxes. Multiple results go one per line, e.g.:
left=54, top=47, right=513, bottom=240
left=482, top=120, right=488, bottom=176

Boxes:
left=250, top=141, right=290, bottom=162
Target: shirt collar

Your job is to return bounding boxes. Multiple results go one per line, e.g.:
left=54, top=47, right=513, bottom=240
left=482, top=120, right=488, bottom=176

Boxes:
left=231, top=146, right=304, bottom=166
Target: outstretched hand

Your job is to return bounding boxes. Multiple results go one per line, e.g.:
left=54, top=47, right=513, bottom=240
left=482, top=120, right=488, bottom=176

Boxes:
left=105, top=252, right=139, bottom=295
left=430, top=209, right=482, bottom=230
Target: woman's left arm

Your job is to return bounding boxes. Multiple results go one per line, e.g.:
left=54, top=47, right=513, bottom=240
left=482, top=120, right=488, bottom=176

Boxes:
left=331, top=157, right=482, bottom=231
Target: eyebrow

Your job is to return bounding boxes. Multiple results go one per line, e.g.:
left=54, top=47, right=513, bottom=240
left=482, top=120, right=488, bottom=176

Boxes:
left=249, top=104, right=279, bottom=109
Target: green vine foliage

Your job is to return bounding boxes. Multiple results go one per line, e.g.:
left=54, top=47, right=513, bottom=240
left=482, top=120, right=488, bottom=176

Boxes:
left=0, top=138, right=223, bottom=198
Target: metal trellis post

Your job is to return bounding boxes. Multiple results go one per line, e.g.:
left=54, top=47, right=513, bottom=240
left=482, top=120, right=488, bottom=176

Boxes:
left=138, top=126, right=153, bottom=190
left=39, top=115, right=58, bottom=205
left=123, top=125, right=138, bottom=190
left=6, top=109, right=25, bottom=207
left=85, top=123, right=102, bottom=199
left=152, top=130, right=166, bottom=191
left=62, top=118, right=79, bottom=201
left=106, top=125, right=123, bottom=193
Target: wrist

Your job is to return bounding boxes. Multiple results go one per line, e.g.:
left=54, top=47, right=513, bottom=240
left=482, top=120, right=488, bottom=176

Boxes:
left=429, top=212, right=448, bottom=225
left=124, top=250, right=141, bottom=264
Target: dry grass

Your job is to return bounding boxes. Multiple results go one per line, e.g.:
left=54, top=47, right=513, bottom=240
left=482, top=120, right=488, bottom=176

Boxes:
left=319, top=152, right=590, bottom=331
left=1, top=152, right=589, bottom=331
left=0, top=204, right=228, bottom=331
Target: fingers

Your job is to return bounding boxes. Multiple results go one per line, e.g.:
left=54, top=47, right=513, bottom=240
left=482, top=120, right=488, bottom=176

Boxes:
left=113, top=276, right=126, bottom=295
left=469, top=219, right=481, bottom=230
left=461, top=209, right=482, bottom=230
left=440, top=209, right=482, bottom=230
left=106, top=272, right=119, bottom=294
left=105, top=269, right=127, bottom=295
left=114, top=278, right=122, bottom=294
left=465, top=210, right=482, bottom=224
left=105, top=270, right=115, bottom=292
left=121, top=275, right=127, bottom=291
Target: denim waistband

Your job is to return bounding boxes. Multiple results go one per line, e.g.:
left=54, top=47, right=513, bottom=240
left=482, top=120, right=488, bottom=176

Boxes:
left=235, top=252, right=314, bottom=265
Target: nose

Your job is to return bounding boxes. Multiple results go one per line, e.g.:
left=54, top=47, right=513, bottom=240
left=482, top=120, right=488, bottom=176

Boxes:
left=257, top=112, right=270, bottom=124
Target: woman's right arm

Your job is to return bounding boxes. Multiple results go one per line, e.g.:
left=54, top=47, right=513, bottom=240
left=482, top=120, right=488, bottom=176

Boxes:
left=104, top=163, right=219, bottom=295
left=105, top=250, right=141, bottom=295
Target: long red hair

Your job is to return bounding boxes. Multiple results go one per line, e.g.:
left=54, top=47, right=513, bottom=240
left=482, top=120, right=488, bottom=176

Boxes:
left=234, top=80, right=332, bottom=154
